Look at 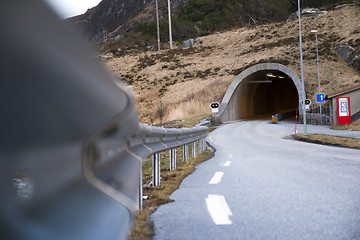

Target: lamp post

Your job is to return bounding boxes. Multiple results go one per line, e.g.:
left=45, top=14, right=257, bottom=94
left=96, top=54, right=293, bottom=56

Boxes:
left=311, top=29, right=322, bottom=125
left=156, top=0, right=160, bottom=52
left=298, top=0, right=307, bottom=135
left=167, top=0, right=173, bottom=49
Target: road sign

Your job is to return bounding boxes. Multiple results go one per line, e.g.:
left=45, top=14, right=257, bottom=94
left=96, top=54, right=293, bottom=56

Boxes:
left=337, top=97, right=351, bottom=124
left=211, top=103, right=219, bottom=108
left=302, top=99, right=311, bottom=110
left=211, top=102, right=219, bottom=113
left=316, top=93, right=325, bottom=103
left=302, top=99, right=311, bottom=105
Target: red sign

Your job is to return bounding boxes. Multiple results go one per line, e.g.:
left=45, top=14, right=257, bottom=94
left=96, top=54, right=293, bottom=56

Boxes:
left=337, top=97, right=351, bottom=124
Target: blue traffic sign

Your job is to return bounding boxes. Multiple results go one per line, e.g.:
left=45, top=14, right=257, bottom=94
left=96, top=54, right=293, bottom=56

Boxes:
left=316, top=93, right=325, bottom=103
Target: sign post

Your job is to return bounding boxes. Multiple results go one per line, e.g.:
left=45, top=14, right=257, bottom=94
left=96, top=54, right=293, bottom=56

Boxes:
left=337, top=97, right=351, bottom=124
left=210, top=102, right=219, bottom=122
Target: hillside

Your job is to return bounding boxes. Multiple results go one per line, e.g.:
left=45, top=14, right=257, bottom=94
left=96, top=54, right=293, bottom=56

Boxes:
left=68, top=0, right=186, bottom=43
left=101, top=2, right=360, bottom=124
left=69, top=0, right=347, bottom=44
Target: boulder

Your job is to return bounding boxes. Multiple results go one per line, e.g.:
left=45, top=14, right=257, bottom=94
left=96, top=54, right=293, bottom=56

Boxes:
left=335, top=43, right=360, bottom=73
left=286, top=8, right=328, bottom=22
left=179, top=38, right=196, bottom=48
left=335, top=4, right=348, bottom=9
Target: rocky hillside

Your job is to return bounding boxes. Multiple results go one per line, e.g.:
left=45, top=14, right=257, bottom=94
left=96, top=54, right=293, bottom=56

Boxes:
left=68, top=0, right=187, bottom=43
left=101, top=2, right=360, bottom=125
left=69, top=0, right=348, bottom=44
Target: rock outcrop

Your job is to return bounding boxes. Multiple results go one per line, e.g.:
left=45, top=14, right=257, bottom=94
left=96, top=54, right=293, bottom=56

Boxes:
left=68, top=0, right=153, bottom=42
left=335, top=43, right=360, bottom=73
left=68, top=0, right=188, bottom=43
left=286, top=8, right=328, bottom=22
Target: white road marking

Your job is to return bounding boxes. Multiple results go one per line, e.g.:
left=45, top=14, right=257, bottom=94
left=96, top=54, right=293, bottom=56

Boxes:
left=223, top=161, right=232, bottom=167
left=206, top=194, right=233, bottom=225
left=209, top=172, right=224, bottom=184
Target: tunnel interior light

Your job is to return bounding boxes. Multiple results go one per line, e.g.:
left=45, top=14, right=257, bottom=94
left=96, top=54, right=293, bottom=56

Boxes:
left=266, top=73, right=289, bottom=79
left=249, top=73, right=273, bottom=83
left=248, top=80, right=273, bottom=83
left=248, top=72, right=290, bottom=83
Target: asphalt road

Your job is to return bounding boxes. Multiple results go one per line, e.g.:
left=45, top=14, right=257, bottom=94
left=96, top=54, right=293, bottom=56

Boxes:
left=151, top=120, right=360, bottom=240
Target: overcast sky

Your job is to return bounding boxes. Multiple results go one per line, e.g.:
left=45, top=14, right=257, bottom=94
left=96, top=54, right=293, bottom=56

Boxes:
left=44, top=0, right=102, bottom=18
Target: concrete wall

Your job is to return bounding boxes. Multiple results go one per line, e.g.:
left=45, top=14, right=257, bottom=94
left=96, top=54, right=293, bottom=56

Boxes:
left=219, top=63, right=303, bottom=122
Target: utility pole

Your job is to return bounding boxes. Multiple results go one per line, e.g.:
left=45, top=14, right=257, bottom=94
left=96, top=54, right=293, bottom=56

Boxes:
left=311, top=29, right=322, bottom=125
left=156, top=0, right=160, bottom=52
left=328, top=68, right=331, bottom=93
left=103, top=29, right=107, bottom=41
left=298, top=0, right=307, bottom=135
left=167, top=0, right=173, bottom=49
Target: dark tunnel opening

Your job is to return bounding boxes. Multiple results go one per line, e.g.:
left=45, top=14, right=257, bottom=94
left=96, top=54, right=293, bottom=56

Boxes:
left=236, top=70, right=299, bottom=119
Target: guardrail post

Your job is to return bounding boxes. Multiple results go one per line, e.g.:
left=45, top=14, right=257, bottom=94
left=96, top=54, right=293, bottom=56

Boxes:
left=198, top=139, right=203, bottom=154
left=169, top=148, right=176, bottom=171
left=152, top=153, right=161, bottom=187
left=183, top=144, right=189, bottom=162
left=139, top=166, right=143, bottom=209
left=192, top=141, right=196, bottom=158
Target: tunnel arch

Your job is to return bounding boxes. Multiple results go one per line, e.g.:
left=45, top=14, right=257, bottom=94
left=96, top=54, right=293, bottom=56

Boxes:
left=219, top=63, right=303, bottom=122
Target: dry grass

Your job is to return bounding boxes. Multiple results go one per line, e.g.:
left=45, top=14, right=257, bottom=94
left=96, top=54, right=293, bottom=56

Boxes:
left=129, top=147, right=214, bottom=240
left=332, top=118, right=360, bottom=131
left=163, top=78, right=227, bottom=122
left=165, top=99, right=208, bottom=122
left=292, top=133, right=360, bottom=149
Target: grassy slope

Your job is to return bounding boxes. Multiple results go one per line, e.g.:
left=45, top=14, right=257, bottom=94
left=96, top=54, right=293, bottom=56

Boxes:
left=102, top=3, right=360, bottom=125
left=292, top=132, right=360, bottom=150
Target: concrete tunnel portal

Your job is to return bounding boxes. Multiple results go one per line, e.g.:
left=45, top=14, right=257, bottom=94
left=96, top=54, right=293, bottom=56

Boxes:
left=219, top=63, right=304, bottom=122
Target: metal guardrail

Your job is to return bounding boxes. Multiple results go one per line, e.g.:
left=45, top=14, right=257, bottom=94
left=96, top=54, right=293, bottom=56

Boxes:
left=83, top=117, right=208, bottom=212
left=83, top=117, right=208, bottom=213
left=133, top=124, right=208, bottom=208
left=0, top=1, right=208, bottom=239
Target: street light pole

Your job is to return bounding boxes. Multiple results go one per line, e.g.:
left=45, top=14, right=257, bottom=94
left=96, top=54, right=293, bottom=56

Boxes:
left=167, top=0, right=173, bottom=49
left=311, top=29, right=322, bottom=125
left=156, top=0, right=161, bottom=52
left=298, top=0, right=307, bottom=135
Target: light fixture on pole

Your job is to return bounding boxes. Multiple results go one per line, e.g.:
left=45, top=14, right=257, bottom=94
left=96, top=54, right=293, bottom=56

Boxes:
left=298, top=0, right=307, bottom=135
left=167, top=0, right=173, bottom=49
left=311, top=29, right=322, bottom=125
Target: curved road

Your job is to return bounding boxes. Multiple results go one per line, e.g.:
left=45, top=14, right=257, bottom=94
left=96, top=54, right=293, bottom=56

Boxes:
left=151, top=120, right=360, bottom=240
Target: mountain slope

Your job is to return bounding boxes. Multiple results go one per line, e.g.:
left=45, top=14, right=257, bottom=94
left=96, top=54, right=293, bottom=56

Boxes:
left=69, top=0, right=348, bottom=44
left=68, top=0, right=153, bottom=42
left=68, top=0, right=188, bottom=43
left=102, top=2, right=360, bottom=124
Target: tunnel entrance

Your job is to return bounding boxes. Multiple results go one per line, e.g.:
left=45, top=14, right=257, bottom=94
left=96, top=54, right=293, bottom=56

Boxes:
left=219, top=63, right=303, bottom=122
left=238, top=70, right=298, bottom=118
